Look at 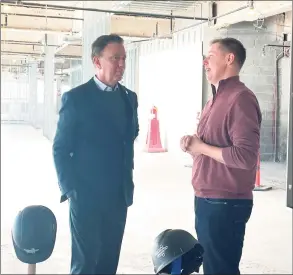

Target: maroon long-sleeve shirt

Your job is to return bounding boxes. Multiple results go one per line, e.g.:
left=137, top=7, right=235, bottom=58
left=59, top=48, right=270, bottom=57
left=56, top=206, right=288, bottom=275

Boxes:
left=192, top=76, right=262, bottom=199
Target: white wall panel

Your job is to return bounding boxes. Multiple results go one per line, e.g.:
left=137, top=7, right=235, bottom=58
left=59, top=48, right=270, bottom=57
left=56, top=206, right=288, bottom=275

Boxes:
left=137, top=28, right=203, bottom=161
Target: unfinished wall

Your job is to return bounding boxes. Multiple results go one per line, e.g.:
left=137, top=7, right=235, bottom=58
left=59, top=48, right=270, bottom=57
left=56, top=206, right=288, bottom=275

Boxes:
left=202, top=11, right=292, bottom=161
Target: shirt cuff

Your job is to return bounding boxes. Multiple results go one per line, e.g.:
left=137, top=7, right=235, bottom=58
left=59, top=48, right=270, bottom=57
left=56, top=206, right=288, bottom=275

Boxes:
left=222, top=146, right=234, bottom=167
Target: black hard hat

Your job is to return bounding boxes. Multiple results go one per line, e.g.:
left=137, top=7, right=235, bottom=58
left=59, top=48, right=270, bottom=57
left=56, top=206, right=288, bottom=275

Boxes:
left=151, top=229, right=204, bottom=274
left=11, top=205, right=57, bottom=264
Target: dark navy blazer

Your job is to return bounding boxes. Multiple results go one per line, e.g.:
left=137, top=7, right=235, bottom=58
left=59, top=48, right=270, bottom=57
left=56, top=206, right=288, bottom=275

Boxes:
left=52, top=78, right=139, bottom=207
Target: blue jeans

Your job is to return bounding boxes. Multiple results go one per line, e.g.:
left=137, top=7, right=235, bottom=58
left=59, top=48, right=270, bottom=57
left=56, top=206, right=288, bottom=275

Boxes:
left=194, top=197, right=253, bottom=275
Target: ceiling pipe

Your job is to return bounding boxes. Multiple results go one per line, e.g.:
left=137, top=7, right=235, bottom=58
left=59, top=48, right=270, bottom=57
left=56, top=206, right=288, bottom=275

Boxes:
left=171, top=2, right=253, bottom=34
left=1, top=40, right=81, bottom=47
left=1, top=27, right=77, bottom=34
left=0, top=0, right=209, bottom=21
left=1, top=12, right=83, bottom=20
left=262, top=44, right=291, bottom=56
left=1, top=51, right=82, bottom=60
left=1, top=64, right=31, bottom=67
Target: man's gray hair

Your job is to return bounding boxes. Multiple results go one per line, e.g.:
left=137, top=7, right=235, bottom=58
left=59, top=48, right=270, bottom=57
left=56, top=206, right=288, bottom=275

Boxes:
left=91, top=34, right=124, bottom=61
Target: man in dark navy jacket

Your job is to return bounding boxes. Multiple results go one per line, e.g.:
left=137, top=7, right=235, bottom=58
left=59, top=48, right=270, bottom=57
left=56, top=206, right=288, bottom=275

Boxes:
left=52, top=34, right=139, bottom=274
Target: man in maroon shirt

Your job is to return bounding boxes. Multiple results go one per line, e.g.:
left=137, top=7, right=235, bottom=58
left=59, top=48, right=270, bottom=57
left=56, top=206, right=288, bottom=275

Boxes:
left=180, top=37, right=262, bottom=274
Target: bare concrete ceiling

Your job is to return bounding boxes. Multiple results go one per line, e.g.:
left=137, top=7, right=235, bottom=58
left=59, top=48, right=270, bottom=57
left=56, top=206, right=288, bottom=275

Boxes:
left=1, top=0, right=291, bottom=73
left=0, top=0, right=209, bottom=76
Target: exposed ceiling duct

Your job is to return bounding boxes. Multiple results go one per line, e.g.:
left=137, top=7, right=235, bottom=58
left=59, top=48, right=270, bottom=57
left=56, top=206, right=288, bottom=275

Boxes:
left=1, top=0, right=209, bottom=20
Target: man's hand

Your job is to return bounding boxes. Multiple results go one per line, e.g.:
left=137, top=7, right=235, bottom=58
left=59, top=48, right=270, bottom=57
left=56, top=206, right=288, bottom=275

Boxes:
left=181, top=134, right=226, bottom=164
left=180, top=135, right=193, bottom=152
left=186, top=135, right=226, bottom=164
left=186, top=135, right=204, bottom=155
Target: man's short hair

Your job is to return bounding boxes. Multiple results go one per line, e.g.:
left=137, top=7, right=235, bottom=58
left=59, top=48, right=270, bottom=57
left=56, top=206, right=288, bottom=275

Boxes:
left=210, top=37, right=246, bottom=69
left=91, top=34, right=124, bottom=61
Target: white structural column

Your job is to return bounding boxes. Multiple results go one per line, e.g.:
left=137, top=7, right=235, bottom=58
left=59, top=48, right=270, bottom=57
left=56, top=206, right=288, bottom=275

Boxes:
left=28, top=62, right=38, bottom=128
left=55, top=76, right=62, bottom=115
left=82, top=1, right=111, bottom=82
left=43, top=34, right=56, bottom=141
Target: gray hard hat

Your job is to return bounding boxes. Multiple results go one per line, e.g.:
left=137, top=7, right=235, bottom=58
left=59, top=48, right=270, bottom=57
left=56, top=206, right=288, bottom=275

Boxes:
left=151, top=229, right=204, bottom=274
left=11, top=205, right=57, bottom=264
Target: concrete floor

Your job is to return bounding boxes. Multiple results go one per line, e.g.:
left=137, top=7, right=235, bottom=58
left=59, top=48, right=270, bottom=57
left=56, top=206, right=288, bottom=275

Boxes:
left=1, top=124, right=292, bottom=274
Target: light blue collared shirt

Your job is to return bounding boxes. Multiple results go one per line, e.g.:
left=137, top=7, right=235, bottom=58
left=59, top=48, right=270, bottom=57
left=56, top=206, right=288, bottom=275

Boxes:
left=94, top=75, right=119, bottom=92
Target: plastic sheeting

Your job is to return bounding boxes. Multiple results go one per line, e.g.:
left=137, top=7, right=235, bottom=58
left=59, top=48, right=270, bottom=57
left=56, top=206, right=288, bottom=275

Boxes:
left=1, top=67, right=30, bottom=124
left=43, top=34, right=56, bottom=140
left=135, top=27, right=203, bottom=160
left=123, top=44, right=139, bottom=92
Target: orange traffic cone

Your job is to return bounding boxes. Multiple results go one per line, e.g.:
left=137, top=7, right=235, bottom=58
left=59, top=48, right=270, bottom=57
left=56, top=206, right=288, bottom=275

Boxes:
left=145, top=106, right=166, bottom=153
left=253, top=154, right=272, bottom=191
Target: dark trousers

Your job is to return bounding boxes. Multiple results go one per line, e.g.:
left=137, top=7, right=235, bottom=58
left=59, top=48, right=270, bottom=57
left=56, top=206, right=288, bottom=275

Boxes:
left=194, top=196, right=253, bottom=275
left=69, top=192, right=127, bottom=274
